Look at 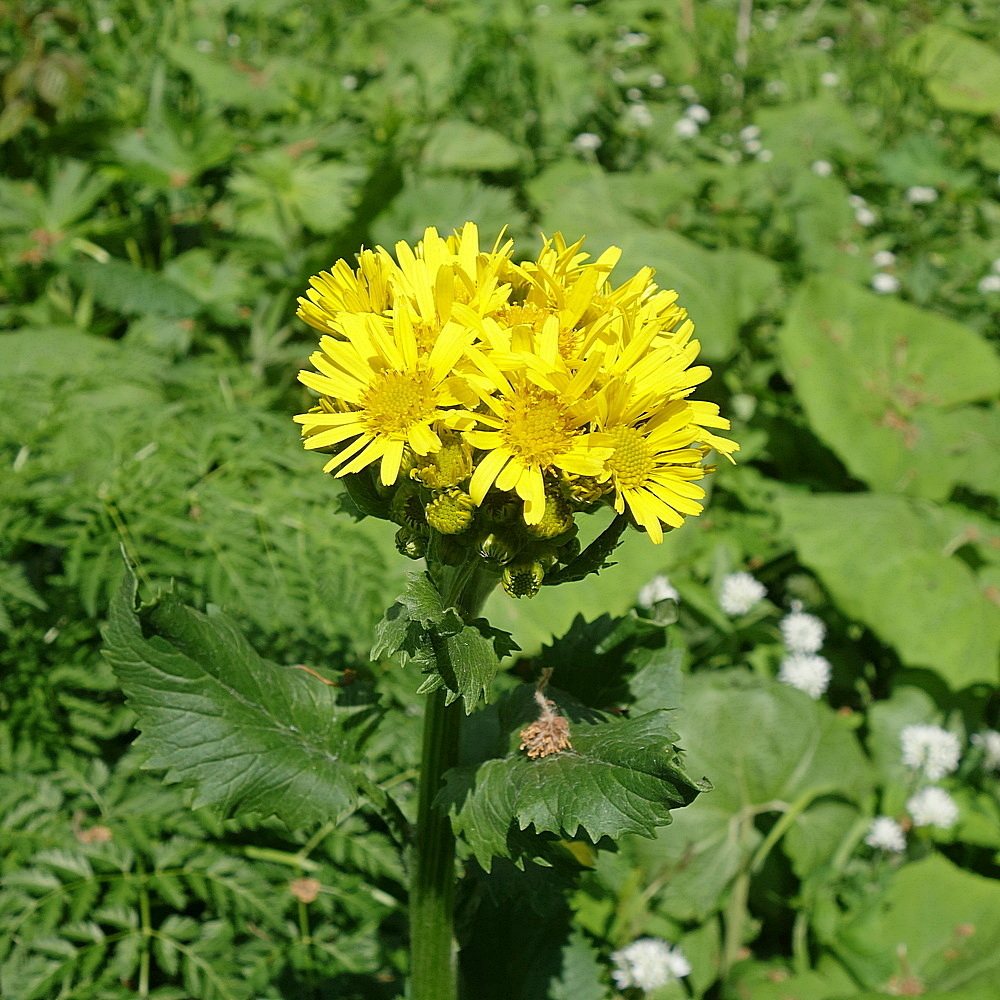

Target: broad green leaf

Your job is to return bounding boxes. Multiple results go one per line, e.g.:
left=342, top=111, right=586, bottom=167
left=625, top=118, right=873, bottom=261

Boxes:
left=754, top=97, right=874, bottom=161
left=102, top=566, right=379, bottom=827
left=164, top=43, right=288, bottom=112
left=371, top=572, right=515, bottom=711
left=898, top=25, right=1000, bottom=115
left=440, top=688, right=708, bottom=869
left=630, top=670, right=875, bottom=922
left=421, top=120, right=525, bottom=171
left=113, top=116, right=235, bottom=190
left=64, top=259, right=202, bottom=319
left=833, top=854, right=1000, bottom=994
left=777, top=275, right=1000, bottom=500
left=777, top=493, right=1000, bottom=687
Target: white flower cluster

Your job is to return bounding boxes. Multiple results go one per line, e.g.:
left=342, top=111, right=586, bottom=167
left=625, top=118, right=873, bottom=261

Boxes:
left=865, top=816, right=906, bottom=853
left=972, top=730, right=1000, bottom=771
left=719, top=572, right=766, bottom=616
left=849, top=193, right=876, bottom=228
left=611, top=938, right=691, bottom=993
left=907, top=787, right=959, bottom=829
left=776, top=602, right=830, bottom=699
left=638, top=574, right=680, bottom=609
left=900, top=723, right=961, bottom=781
left=905, top=185, right=938, bottom=205
left=976, top=259, right=1000, bottom=295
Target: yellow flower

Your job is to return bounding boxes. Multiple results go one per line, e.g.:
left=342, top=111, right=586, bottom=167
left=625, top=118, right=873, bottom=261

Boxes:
left=297, top=248, right=393, bottom=336
left=293, top=309, right=476, bottom=486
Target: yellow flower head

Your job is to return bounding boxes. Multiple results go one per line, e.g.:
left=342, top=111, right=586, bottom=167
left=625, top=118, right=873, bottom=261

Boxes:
left=294, top=224, right=738, bottom=555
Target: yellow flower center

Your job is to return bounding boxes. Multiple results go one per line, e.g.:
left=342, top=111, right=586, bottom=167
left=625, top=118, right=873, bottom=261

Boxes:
left=606, top=425, right=655, bottom=489
left=500, top=302, right=547, bottom=331
left=360, top=369, right=438, bottom=435
left=501, top=386, right=576, bottom=465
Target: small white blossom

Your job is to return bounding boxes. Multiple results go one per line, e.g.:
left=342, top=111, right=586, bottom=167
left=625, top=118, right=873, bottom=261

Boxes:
left=535, top=3, right=550, bottom=15
left=674, top=117, right=700, bottom=139
left=906, top=185, right=938, bottom=205
left=765, top=80, right=786, bottom=95
left=719, top=572, right=766, bottom=615
left=194, top=38, right=214, bottom=53
left=638, top=574, right=680, bottom=609
left=744, top=138, right=762, bottom=154
left=97, top=16, right=114, bottom=33
left=907, top=787, right=958, bottom=829
left=685, top=103, right=711, bottom=123
left=648, top=73, right=666, bottom=88
left=872, top=249, right=896, bottom=268
left=780, top=611, right=826, bottom=654
left=572, top=3, right=588, bottom=15
left=611, top=67, right=627, bottom=84
left=778, top=653, right=831, bottom=699
left=761, top=13, right=778, bottom=30
left=611, top=938, right=691, bottom=993
left=626, top=86, right=643, bottom=101
left=739, top=125, right=760, bottom=142
left=820, top=71, right=840, bottom=87
left=971, top=730, right=1000, bottom=771
left=619, top=31, right=649, bottom=49
left=227, top=32, right=241, bottom=46
left=855, top=206, right=877, bottom=227
left=865, top=816, right=906, bottom=853
left=977, top=274, right=1000, bottom=294
left=900, top=724, right=962, bottom=781
left=627, top=103, right=653, bottom=128
left=572, top=132, right=602, bottom=153
left=811, top=159, right=833, bottom=177
left=678, top=84, right=699, bottom=101
left=848, top=194, right=867, bottom=208
left=341, top=74, right=358, bottom=91
left=872, top=273, right=900, bottom=294
left=756, top=149, right=773, bottom=162
left=817, top=36, right=835, bottom=50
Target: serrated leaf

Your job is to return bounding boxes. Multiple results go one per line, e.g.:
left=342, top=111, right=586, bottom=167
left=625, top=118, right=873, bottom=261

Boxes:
left=899, top=25, right=1000, bottom=115
left=64, top=258, right=202, bottom=319
left=372, top=572, right=515, bottom=711
left=440, top=688, right=708, bottom=869
left=102, top=566, right=380, bottom=827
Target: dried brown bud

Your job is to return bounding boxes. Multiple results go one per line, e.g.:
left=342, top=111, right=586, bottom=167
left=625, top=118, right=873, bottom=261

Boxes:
left=289, top=877, right=322, bottom=903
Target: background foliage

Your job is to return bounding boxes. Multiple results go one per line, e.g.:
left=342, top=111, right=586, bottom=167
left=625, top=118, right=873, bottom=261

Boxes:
left=1, top=0, right=998, bottom=997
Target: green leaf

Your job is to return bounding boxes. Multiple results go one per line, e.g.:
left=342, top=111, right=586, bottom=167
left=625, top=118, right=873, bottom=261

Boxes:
left=777, top=493, right=1000, bottom=687
left=629, top=670, right=875, bottom=922
left=440, top=687, right=708, bottom=869
left=164, top=43, right=288, bottom=112
left=64, top=258, right=202, bottom=319
left=898, top=25, right=1000, bottom=115
left=102, top=565, right=379, bottom=827
left=833, top=854, right=1000, bottom=994
left=421, top=119, right=526, bottom=171
left=777, top=275, right=1000, bottom=500
left=372, top=572, right=515, bottom=711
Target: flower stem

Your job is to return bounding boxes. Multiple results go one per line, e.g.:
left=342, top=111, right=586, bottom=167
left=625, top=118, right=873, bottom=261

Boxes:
left=410, top=684, right=461, bottom=1000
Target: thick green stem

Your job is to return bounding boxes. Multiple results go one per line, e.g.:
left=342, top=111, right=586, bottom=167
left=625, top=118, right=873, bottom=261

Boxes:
left=409, top=560, right=496, bottom=1000
left=410, top=685, right=462, bottom=1000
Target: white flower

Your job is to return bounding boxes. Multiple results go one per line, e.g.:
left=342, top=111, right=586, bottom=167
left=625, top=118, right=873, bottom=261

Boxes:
left=744, top=138, right=762, bottom=154
left=626, top=86, right=643, bottom=101
left=765, top=80, right=786, bottom=95
left=572, top=132, right=603, bottom=152
left=638, top=574, right=680, bottom=609
left=572, top=3, right=588, bottom=16
left=341, top=74, right=359, bottom=91
left=780, top=611, right=825, bottom=654
left=535, top=3, right=551, bottom=15
left=977, top=274, right=1000, bottom=294
left=778, top=653, right=831, bottom=699
left=811, top=159, right=833, bottom=177
left=907, top=787, right=959, bottom=829
left=848, top=194, right=867, bottom=208
left=674, top=117, right=700, bottom=139
left=855, top=206, right=877, bottom=227
left=97, top=16, right=115, bottom=33
left=611, top=67, right=627, bottom=84
left=611, top=938, right=691, bottom=993
left=865, top=816, right=906, bottom=853
left=619, top=31, right=649, bottom=49
left=648, top=73, right=666, bottom=88
left=817, top=36, right=835, bottom=50
left=685, top=103, right=711, bottom=123
left=761, top=13, right=778, bottom=30
left=872, top=249, right=896, bottom=268
left=872, top=273, right=900, bottom=294
left=900, top=724, right=961, bottom=781
left=719, top=572, right=766, bottom=615
left=627, top=103, right=653, bottom=128
left=905, top=185, right=938, bottom=205
left=756, top=149, right=773, bottom=162
left=971, top=730, right=1000, bottom=771
left=820, top=71, right=840, bottom=87
left=678, top=84, right=699, bottom=101
left=227, top=33, right=241, bottom=47
left=739, top=125, right=760, bottom=142
left=195, top=38, right=214, bottom=53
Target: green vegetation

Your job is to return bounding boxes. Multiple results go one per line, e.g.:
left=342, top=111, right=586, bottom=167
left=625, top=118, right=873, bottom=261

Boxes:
left=2, top=1, right=999, bottom=998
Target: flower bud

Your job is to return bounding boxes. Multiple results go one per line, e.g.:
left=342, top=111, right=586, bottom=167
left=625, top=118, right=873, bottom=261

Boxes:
left=394, top=527, right=426, bottom=560
left=389, top=484, right=428, bottom=530
left=565, top=475, right=607, bottom=505
left=502, top=560, right=546, bottom=599
left=425, top=490, right=476, bottom=535
left=524, top=481, right=575, bottom=539
left=478, top=531, right=520, bottom=567
left=410, top=434, right=473, bottom=489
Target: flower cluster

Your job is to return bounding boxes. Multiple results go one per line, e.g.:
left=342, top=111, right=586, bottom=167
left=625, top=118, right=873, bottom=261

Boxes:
left=294, top=224, right=737, bottom=596
left=610, top=937, right=691, bottom=993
